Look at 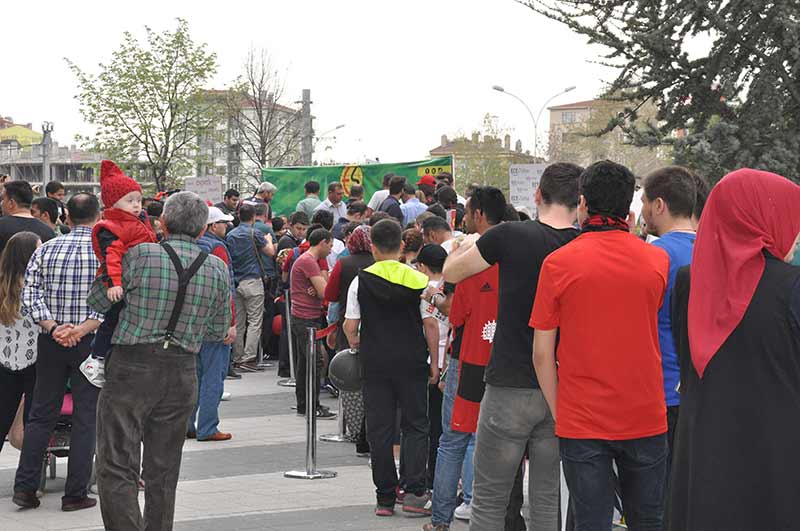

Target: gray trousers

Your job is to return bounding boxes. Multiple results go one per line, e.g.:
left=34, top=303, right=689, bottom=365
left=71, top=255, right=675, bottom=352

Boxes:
left=96, top=344, right=197, bottom=531
left=470, top=384, right=560, bottom=531
left=233, top=278, right=265, bottom=362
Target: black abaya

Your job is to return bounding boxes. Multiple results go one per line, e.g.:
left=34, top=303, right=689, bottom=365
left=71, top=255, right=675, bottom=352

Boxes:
left=668, top=256, right=800, bottom=530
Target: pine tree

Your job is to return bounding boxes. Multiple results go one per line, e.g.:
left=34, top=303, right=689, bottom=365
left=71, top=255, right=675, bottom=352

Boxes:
left=523, top=1, right=800, bottom=183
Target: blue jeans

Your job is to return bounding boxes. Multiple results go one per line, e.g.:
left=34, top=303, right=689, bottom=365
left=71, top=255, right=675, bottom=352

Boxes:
left=431, top=356, right=476, bottom=525
left=561, top=434, right=668, bottom=531
left=189, top=341, right=229, bottom=439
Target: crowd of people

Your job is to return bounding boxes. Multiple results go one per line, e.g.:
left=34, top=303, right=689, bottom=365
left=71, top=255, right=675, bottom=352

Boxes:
left=0, top=156, right=798, bottom=531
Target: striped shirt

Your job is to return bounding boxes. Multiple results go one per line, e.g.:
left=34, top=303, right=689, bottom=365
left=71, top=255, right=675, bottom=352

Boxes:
left=23, top=225, right=103, bottom=325
left=87, top=234, right=231, bottom=354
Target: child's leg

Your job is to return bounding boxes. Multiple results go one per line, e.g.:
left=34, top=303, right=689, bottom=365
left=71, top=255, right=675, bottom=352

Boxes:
left=91, top=302, right=123, bottom=359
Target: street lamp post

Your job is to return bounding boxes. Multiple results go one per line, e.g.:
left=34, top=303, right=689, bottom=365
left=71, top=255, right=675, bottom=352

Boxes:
left=41, top=122, right=54, bottom=190
left=492, top=85, right=576, bottom=159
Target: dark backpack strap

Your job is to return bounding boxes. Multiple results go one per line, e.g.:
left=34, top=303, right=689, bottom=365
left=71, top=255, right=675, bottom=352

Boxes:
left=161, top=242, right=208, bottom=349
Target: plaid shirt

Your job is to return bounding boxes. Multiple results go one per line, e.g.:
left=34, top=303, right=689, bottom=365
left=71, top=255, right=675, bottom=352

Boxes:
left=23, top=225, right=103, bottom=325
left=87, top=234, right=231, bottom=354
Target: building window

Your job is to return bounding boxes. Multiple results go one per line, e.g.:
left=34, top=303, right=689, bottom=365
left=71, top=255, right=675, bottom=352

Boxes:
left=562, top=111, right=577, bottom=123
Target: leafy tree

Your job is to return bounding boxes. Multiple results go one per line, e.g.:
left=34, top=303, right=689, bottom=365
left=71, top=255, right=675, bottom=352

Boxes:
left=523, top=1, right=800, bottom=183
left=224, top=48, right=303, bottom=190
left=66, top=18, right=218, bottom=191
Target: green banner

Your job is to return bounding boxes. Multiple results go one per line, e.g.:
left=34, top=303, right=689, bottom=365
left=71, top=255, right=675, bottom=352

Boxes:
left=261, top=156, right=453, bottom=216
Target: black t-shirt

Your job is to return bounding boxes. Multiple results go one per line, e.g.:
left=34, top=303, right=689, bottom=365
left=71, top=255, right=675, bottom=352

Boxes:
left=476, top=220, right=578, bottom=388
left=0, top=216, right=55, bottom=254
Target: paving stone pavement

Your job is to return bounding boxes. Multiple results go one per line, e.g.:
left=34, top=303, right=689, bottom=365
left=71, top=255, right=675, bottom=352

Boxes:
left=0, top=365, right=599, bottom=530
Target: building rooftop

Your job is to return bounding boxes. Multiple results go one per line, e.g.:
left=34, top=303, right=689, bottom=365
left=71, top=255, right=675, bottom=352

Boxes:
left=548, top=99, right=600, bottom=111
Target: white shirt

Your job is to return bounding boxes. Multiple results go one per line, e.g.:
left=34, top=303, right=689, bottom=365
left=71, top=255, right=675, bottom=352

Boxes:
left=0, top=312, right=38, bottom=371
left=314, top=199, right=347, bottom=221
left=327, top=238, right=346, bottom=270
left=367, top=190, right=390, bottom=211
left=345, top=276, right=362, bottom=320
left=420, top=279, right=449, bottom=368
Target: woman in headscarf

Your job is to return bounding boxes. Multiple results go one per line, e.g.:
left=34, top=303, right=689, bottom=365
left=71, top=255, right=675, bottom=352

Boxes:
left=324, top=224, right=374, bottom=456
left=668, top=168, right=800, bottom=530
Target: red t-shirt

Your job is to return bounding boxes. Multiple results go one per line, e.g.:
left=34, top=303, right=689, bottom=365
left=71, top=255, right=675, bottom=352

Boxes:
left=290, top=252, right=324, bottom=320
left=529, top=230, right=669, bottom=440
left=449, top=265, right=499, bottom=433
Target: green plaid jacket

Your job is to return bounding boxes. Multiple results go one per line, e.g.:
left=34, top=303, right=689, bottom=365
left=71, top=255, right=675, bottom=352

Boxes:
left=87, top=235, right=232, bottom=353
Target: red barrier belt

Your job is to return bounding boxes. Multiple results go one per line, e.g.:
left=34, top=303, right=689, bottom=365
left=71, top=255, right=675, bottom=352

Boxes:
left=315, top=323, right=337, bottom=340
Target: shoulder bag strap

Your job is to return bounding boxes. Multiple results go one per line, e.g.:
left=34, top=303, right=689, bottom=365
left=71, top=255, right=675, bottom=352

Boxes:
left=161, top=242, right=208, bottom=349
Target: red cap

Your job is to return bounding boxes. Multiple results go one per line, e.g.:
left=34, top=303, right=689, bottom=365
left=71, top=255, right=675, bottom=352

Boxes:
left=416, top=174, right=437, bottom=187
left=100, top=160, right=142, bottom=208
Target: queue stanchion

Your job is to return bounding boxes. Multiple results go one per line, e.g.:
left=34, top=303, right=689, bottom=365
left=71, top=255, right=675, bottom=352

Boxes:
left=284, top=327, right=337, bottom=480
left=278, top=289, right=296, bottom=387
left=319, top=392, right=348, bottom=443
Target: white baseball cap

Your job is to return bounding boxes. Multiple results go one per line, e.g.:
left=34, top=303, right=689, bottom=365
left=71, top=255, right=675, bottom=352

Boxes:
left=207, top=206, right=234, bottom=225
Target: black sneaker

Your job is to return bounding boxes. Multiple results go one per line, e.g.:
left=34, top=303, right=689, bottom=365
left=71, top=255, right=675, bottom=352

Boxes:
left=317, top=406, right=337, bottom=420
left=226, top=368, right=242, bottom=380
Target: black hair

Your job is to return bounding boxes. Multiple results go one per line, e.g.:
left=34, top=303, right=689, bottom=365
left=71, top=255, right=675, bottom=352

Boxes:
left=402, top=183, right=416, bottom=196
left=503, top=205, right=521, bottom=222
left=371, top=219, right=402, bottom=252
left=426, top=203, right=447, bottom=220
left=328, top=182, right=343, bottom=193
left=271, top=217, right=286, bottom=232
left=289, top=211, right=310, bottom=226
left=45, top=181, right=64, bottom=195
left=437, top=171, right=454, bottom=185
left=468, top=186, right=507, bottom=225
left=239, top=203, right=256, bottom=223
left=389, top=175, right=407, bottom=195
left=3, top=181, right=34, bottom=208
left=305, top=181, right=321, bottom=194
left=368, top=211, right=392, bottom=226
left=305, top=223, right=323, bottom=237
left=343, top=221, right=362, bottom=238
left=32, top=197, right=59, bottom=224
left=349, top=184, right=364, bottom=198
left=517, top=210, right=531, bottom=221
left=146, top=201, right=164, bottom=218
left=422, top=215, right=451, bottom=235
left=693, top=173, right=710, bottom=221
left=382, top=173, right=395, bottom=188
left=580, top=160, right=635, bottom=218
left=67, top=193, right=100, bottom=225
left=347, top=201, right=367, bottom=216
left=253, top=203, right=269, bottom=218
left=224, top=188, right=240, bottom=199
left=311, top=209, right=334, bottom=230
left=643, top=166, right=697, bottom=219
left=539, top=162, right=583, bottom=207
left=308, top=228, right=332, bottom=246
left=436, top=186, right=458, bottom=209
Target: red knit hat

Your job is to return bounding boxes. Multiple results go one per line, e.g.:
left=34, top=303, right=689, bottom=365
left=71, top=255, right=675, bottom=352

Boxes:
left=100, top=160, right=142, bottom=207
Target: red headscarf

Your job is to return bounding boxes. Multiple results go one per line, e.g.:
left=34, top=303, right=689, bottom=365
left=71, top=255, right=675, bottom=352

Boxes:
left=688, top=168, right=800, bottom=377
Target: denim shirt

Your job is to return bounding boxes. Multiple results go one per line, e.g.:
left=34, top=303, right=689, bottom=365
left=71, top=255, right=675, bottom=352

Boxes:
left=225, top=224, right=270, bottom=284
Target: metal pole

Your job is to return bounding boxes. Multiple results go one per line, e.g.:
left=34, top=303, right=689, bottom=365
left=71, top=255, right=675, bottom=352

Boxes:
left=300, top=89, right=313, bottom=166
left=278, top=289, right=296, bottom=387
left=284, top=327, right=336, bottom=480
left=41, top=122, right=53, bottom=191
left=320, top=394, right=348, bottom=443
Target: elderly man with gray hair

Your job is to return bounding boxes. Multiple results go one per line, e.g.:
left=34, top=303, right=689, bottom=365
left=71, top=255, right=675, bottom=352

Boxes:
left=89, top=192, right=232, bottom=531
left=245, top=181, right=278, bottom=220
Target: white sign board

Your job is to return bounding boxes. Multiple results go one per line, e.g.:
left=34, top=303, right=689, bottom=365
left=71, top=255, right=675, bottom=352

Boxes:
left=184, top=176, right=222, bottom=204
left=509, top=164, right=547, bottom=218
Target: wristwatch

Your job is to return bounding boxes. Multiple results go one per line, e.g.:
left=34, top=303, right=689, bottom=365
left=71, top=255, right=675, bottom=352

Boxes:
left=48, top=324, right=58, bottom=336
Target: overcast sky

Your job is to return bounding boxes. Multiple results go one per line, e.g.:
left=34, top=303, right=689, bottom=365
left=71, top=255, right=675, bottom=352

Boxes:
left=3, top=0, right=615, bottom=164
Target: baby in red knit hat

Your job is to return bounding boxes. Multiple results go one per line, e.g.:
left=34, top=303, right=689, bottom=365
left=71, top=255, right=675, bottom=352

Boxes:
left=90, top=160, right=157, bottom=359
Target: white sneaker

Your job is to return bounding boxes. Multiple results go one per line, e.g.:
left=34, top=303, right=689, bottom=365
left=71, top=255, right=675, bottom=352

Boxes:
left=454, top=501, right=471, bottom=521
left=220, top=392, right=231, bottom=401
